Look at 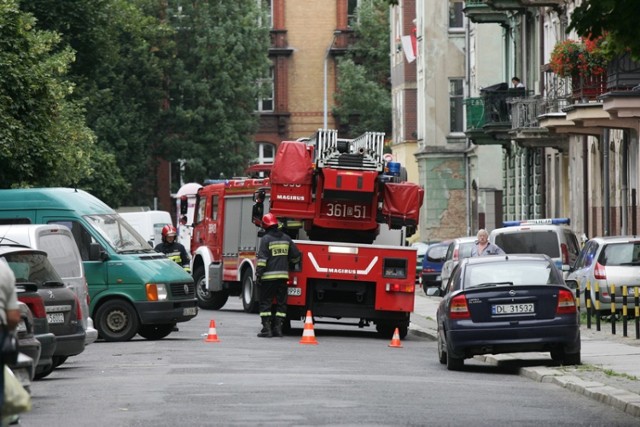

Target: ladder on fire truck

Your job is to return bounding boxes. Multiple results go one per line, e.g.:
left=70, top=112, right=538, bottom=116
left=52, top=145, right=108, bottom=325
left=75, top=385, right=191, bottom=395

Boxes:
left=309, top=129, right=385, bottom=172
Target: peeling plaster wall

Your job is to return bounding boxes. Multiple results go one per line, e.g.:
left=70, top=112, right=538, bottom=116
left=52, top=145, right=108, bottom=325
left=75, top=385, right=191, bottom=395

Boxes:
left=424, top=156, right=467, bottom=241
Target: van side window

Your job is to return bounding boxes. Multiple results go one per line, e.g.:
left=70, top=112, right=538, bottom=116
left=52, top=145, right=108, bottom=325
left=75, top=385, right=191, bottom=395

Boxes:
left=0, top=218, right=31, bottom=224
left=49, top=220, right=95, bottom=261
left=211, top=195, right=218, bottom=221
left=194, top=196, right=206, bottom=225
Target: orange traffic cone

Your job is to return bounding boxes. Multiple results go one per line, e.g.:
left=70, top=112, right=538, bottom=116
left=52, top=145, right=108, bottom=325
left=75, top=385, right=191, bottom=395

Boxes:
left=204, top=319, right=221, bottom=342
left=299, top=310, right=318, bottom=345
left=388, top=327, right=403, bottom=348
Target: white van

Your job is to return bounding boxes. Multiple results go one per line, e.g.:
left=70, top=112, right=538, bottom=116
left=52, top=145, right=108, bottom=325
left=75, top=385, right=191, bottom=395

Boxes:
left=117, top=210, right=173, bottom=248
left=489, top=218, right=581, bottom=278
left=0, top=224, right=99, bottom=345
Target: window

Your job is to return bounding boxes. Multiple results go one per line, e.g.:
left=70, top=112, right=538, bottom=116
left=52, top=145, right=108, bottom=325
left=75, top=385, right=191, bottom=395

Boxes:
left=258, top=0, right=273, bottom=28
left=256, top=66, right=274, bottom=112
left=211, top=195, right=218, bottom=221
left=348, top=0, right=358, bottom=27
left=449, top=1, right=464, bottom=29
left=256, top=142, right=275, bottom=164
left=449, top=78, right=464, bottom=133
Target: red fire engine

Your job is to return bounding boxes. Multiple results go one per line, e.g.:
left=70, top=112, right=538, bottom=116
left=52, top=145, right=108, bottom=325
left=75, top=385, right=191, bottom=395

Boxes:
left=187, top=129, right=423, bottom=337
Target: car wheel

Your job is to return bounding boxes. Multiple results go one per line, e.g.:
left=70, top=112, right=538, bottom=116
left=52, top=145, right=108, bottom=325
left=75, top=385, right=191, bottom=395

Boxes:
left=137, top=324, right=175, bottom=340
left=194, top=266, right=229, bottom=310
left=241, top=270, right=258, bottom=313
left=562, top=351, right=581, bottom=366
left=52, top=356, right=68, bottom=368
left=96, top=299, right=140, bottom=342
left=437, top=332, right=446, bottom=365
left=445, top=342, right=464, bottom=371
left=34, top=363, right=55, bottom=380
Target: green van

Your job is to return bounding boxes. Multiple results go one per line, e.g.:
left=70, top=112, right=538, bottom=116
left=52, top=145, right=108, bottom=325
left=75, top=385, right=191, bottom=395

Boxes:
left=0, top=188, right=198, bottom=342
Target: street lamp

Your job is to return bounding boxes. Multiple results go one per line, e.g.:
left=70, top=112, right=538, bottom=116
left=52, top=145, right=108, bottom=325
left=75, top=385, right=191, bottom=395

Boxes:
left=323, top=30, right=342, bottom=129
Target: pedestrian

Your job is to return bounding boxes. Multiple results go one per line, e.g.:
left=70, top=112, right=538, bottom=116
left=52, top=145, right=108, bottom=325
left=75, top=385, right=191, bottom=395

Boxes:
left=471, top=229, right=505, bottom=257
left=255, top=212, right=301, bottom=338
left=0, top=259, right=21, bottom=416
left=154, top=225, right=190, bottom=268
left=511, top=76, right=525, bottom=88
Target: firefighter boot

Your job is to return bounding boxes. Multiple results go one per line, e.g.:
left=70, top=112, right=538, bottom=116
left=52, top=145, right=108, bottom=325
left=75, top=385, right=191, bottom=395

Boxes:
left=272, top=317, right=284, bottom=338
left=257, top=317, right=273, bottom=338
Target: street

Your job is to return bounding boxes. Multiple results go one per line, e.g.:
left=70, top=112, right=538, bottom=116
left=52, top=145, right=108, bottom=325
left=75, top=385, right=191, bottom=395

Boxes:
left=20, top=298, right=639, bottom=426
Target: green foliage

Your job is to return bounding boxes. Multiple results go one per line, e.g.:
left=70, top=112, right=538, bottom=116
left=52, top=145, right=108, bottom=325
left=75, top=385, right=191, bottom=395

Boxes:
left=333, top=0, right=391, bottom=137
left=569, top=0, right=640, bottom=60
left=0, top=0, right=95, bottom=188
left=159, top=0, right=271, bottom=183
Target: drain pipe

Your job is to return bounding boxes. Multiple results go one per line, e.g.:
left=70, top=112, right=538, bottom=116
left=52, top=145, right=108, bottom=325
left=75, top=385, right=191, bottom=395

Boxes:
left=603, top=129, right=610, bottom=236
left=621, top=131, right=629, bottom=234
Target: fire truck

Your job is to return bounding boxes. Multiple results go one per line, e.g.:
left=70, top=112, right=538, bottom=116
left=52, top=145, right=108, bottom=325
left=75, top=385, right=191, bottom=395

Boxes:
left=187, top=129, right=423, bottom=337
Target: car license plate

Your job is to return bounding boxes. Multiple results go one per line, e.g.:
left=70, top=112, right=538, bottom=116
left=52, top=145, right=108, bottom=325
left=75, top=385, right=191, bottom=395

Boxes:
left=47, top=313, right=65, bottom=324
left=288, top=287, right=302, bottom=296
left=183, top=307, right=197, bottom=316
left=492, top=303, right=534, bottom=315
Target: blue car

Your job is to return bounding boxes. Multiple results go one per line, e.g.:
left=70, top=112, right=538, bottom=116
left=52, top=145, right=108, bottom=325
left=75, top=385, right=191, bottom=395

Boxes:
left=420, top=241, right=450, bottom=293
left=430, top=254, right=581, bottom=371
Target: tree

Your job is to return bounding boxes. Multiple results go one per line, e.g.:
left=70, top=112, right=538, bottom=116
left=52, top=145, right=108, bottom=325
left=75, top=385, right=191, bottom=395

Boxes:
left=158, top=0, right=271, bottom=184
left=568, top=0, right=640, bottom=60
left=0, top=0, right=96, bottom=188
left=333, top=0, right=391, bottom=137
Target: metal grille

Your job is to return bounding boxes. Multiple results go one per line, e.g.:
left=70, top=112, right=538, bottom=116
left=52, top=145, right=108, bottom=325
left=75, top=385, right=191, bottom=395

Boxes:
left=170, top=282, right=195, bottom=298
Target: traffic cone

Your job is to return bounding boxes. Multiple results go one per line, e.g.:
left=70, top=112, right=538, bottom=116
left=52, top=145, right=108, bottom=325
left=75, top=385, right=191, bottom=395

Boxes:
left=299, top=310, right=318, bottom=345
left=204, top=319, right=221, bottom=342
left=388, top=327, right=403, bottom=348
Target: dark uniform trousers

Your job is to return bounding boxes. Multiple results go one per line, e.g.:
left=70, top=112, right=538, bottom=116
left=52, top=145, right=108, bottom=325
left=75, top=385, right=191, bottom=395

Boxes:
left=258, top=279, right=288, bottom=319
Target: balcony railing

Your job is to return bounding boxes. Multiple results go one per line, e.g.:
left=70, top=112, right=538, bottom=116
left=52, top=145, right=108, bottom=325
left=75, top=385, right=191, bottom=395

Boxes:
left=539, top=72, right=572, bottom=115
left=465, top=97, right=485, bottom=130
left=572, top=74, right=607, bottom=102
left=509, top=98, right=542, bottom=129
left=607, top=53, right=640, bottom=91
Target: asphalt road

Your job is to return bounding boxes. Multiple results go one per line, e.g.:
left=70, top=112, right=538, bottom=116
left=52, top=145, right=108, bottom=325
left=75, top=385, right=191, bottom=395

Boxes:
left=19, top=298, right=640, bottom=426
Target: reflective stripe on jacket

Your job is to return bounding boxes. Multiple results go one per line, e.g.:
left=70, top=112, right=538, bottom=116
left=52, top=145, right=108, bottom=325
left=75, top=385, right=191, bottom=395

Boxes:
left=256, top=228, right=301, bottom=282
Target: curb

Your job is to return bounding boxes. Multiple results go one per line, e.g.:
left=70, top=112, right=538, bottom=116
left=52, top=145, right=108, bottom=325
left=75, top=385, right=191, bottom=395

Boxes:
left=410, top=322, right=640, bottom=418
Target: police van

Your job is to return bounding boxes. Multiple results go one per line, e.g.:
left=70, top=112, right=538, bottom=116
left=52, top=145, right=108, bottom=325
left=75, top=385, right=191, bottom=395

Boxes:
left=489, top=218, right=581, bottom=278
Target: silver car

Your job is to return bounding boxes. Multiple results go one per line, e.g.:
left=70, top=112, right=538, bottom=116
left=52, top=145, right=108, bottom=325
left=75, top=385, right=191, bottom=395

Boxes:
left=566, top=236, right=640, bottom=315
left=439, top=236, right=477, bottom=288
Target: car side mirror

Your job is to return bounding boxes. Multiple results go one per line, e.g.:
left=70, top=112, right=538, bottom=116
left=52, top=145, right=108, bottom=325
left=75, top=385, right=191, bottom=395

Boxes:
left=89, top=242, right=108, bottom=262
left=426, top=287, right=442, bottom=297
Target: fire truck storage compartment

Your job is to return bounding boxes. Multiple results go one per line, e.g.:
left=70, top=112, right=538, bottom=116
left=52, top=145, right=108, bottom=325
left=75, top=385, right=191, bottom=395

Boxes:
left=379, top=182, right=424, bottom=228
left=222, top=195, right=259, bottom=256
left=208, top=262, right=224, bottom=291
left=270, top=141, right=315, bottom=219
left=310, top=279, right=376, bottom=318
left=322, top=169, right=378, bottom=201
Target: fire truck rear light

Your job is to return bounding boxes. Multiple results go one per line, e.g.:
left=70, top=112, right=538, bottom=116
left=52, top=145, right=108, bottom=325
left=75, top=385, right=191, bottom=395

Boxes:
left=328, top=246, right=358, bottom=254
left=385, top=283, right=415, bottom=293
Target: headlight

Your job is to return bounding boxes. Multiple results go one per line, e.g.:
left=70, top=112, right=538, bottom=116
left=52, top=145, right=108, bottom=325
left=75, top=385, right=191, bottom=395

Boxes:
left=146, top=283, right=168, bottom=301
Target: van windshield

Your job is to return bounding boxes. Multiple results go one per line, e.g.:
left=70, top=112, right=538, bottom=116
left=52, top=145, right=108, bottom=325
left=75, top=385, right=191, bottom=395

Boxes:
left=494, top=231, right=560, bottom=258
left=85, top=214, right=151, bottom=252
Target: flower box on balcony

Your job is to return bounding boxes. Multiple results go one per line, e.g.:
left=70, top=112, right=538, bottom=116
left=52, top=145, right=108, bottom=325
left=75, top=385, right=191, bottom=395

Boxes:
left=572, top=74, right=607, bottom=102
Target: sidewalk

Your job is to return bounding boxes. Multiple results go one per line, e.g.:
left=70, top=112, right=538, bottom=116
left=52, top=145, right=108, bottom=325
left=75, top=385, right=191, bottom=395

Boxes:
left=409, top=289, right=640, bottom=418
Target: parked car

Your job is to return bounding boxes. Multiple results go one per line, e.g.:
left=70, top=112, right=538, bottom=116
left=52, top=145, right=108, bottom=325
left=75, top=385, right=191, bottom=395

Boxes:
left=0, top=224, right=98, bottom=346
left=10, top=301, right=40, bottom=392
left=16, top=282, right=57, bottom=379
left=420, top=241, right=450, bottom=293
left=1, top=246, right=85, bottom=376
left=411, top=242, right=430, bottom=284
left=430, top=254, right=581, bottom=371
left=490, top=218, right=581, bottom=278
left=566, top=236, right=640, bottom=315
left=439, top=236, right=476, bottom=288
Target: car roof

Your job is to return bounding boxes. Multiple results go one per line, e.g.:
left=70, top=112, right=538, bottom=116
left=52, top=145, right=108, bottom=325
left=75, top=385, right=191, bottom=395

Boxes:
left=0, top=245, right=47, bottom=257
left=453, top=236, right=476, bottom=244
left=462, top=253, right=552, bottom=265
left=587, top=236, right=640, bottom=244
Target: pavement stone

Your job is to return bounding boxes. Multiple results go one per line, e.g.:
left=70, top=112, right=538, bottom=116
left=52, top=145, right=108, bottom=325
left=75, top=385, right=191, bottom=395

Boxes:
left=409, top=288, right=640, bottom=418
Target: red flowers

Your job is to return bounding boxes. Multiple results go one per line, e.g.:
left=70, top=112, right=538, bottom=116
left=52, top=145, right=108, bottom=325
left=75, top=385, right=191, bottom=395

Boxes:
left=550, top=36, right=608, bottom=78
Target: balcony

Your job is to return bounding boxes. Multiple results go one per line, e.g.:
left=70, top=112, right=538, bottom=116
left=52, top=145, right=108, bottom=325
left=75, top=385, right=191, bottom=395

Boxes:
left=571, top=74, right=607, bottom=103
left=484, top=0, right=525, bottom=10
left=463, top=0, right=509, bottom=25
left=518, top=0, right=565, bottom=7
left=601, top=53, right=640, bottom=120
left=508, top=97, right=567, bottom=149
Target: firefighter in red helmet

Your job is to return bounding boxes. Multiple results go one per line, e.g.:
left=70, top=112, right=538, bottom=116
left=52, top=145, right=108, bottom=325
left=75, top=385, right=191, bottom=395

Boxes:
left=155, top=224, right=190, bottom=269
left=255, top=212, right=301, bottom=337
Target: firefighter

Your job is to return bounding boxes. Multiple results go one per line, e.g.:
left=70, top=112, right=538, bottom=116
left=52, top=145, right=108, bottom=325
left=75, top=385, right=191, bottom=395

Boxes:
left=255, top=212, right=301, bottom=338
left=154, top=225, right=190, bottom=269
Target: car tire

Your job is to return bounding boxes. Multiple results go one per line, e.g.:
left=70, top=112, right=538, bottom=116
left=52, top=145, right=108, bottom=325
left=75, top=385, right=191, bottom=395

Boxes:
left=437, top=333, right=446, bottom=365
left=563, top=351, right=581, bottom=366
left=445, top=341, right=464, bottom=371
left=137, top=324, right=175, bottom=340
left=194, top=266, right=229, bottom=310
left=95, top=299, right=140, bottom=342
left=241, top=270, right=259, bottom=313
left=34, top=363, right=55, bottom=380
left=52, top=356, right=68, bottom=368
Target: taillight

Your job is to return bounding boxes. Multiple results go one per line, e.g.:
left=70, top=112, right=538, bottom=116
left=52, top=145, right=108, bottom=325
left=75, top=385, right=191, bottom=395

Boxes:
left=556, top=289, right=577, bottom=314
left=453, top=248, right=459, bottom=261
left=385, top=283, right=415, bottom=293
left=594, top=262, right=607, bottom=280
left=74, top=295, right=83, bottom=321
left=561, top=243, right=569, bottom=265
left=19, top=296, right=46, bottom=318
left=449, top=294, right=470, bottom=319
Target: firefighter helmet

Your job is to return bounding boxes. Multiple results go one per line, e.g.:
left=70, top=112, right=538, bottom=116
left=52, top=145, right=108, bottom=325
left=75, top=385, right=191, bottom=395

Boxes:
left=262, top=213, right=278, bottom=229
left=161, top=225, right=177, bottom=242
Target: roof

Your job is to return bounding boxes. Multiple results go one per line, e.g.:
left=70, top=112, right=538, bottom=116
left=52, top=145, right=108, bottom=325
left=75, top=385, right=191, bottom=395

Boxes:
left=0, top=188, right=113, bottom=214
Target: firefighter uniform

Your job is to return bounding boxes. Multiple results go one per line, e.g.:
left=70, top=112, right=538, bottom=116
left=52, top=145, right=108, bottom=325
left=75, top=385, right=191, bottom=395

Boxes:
left=154, top=225, right=190, bottom=269
left=255, top=213, right=301, bottom=337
